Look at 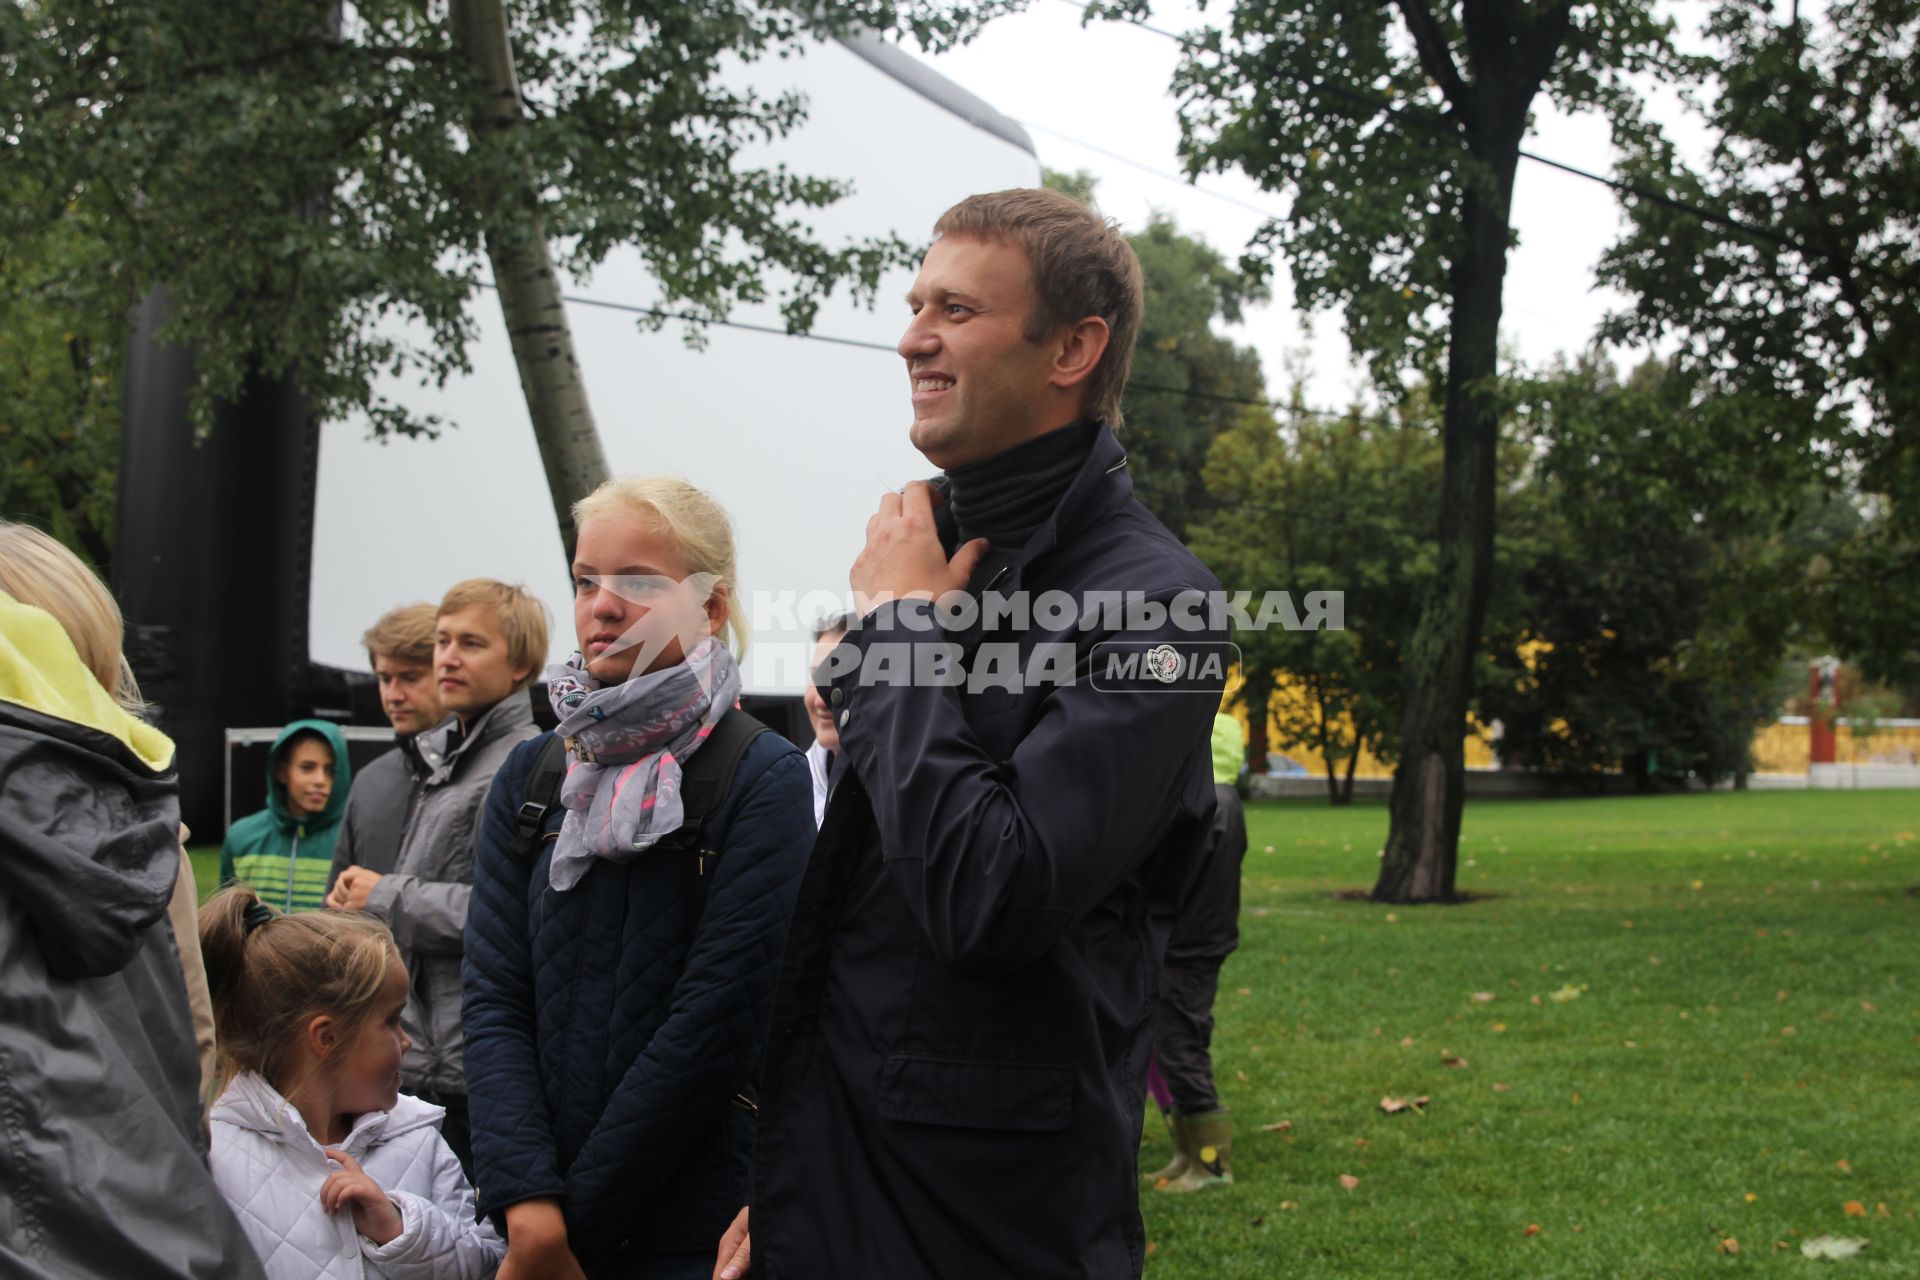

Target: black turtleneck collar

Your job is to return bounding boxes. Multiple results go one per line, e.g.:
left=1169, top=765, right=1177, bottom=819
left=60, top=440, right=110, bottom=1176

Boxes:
left=945, top=419, right=1102, bottom=553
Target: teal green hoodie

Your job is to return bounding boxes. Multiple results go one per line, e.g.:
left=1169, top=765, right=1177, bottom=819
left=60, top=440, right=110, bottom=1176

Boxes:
left=219, top=719, right=352, bottom=912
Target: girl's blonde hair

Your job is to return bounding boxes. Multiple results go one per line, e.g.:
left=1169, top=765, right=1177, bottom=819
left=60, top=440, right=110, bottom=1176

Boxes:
left=0, top=521, right=145, bottom=713
left=572, top=476, right=748, bottom=655
left=199, top=886, right=398, bottom=1096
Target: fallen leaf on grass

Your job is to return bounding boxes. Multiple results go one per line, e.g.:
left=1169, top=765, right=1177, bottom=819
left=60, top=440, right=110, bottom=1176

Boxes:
left=1144, top=1241, right=1158, bottom=1258
left=1548, top=984, right=1586, bottom=1003
left=1835, top=1158, right=1851, bottom=1173
left=1235, top=1070, right=1249, bottom=1082
left=1522, top=1223, right=1541, bottom=1237
left=1441, top=1054, right=1469, bottom=1068
left=1745, top=1192, right=1758, bottom=1203
left=1339, top=1174, right=1359, bottom=1190
left=1801, top=1235, right=1868, bottom=1260
left=1860, top=1001, right=1877, bottom=1013
left=1470, top=991, right=1496, bottom=1003
left=1400, top=1036, right=1415, bottom=1047
left=1843, top=1201, right=1867, bottom=1218
left=1235, top=987, right=1252, bottom=996
left=1492, top=1022, right=1507, bottom=1033
left=1717, top=1238, right=1740, bottom=1255
left=1258, top=1120, right=1293, bottom=1133
left=1492, top=1082, right=1511, bottom=1092
left=1249, top=1215, right=1264, bottom=1227
left=1279, top=1200, right=1300, bottom=1211
left=1379, top=1095, right=1430, bottom=1114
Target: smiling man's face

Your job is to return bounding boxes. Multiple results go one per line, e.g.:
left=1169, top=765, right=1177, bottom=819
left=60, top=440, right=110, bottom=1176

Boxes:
left=898, top=234, right=1063, bottom=470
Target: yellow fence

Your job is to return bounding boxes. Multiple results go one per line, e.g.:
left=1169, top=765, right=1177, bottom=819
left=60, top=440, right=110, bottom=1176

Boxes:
left=1224, top=670, right=1918, bottom=778
left=1750, top=720, right=1920, bottom=773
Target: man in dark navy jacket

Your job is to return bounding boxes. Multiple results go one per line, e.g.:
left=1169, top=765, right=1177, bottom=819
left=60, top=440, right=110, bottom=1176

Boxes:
left=716, top=188, right=1228, bottom=1279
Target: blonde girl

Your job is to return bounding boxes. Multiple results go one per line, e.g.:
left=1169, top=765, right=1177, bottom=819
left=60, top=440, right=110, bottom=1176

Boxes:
left=463, top=476, right=814, bottom=1280
left=200, top=887, right=504, bottom=1278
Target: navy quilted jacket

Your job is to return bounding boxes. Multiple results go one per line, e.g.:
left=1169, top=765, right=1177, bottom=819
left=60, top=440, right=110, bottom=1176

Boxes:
left=462, top=727, right=812, bottom=1275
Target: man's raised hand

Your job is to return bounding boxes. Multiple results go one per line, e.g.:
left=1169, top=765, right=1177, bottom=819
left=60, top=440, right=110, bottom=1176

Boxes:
left=849, top=481, right=987, bottom=618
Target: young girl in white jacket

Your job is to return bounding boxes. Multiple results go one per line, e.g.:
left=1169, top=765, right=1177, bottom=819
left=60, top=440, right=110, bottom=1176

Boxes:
left=201, top=886, right=504, bottom=1279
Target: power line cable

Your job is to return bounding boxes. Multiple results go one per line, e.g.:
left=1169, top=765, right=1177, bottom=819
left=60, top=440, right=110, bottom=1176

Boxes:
left=1015, top=118, right=1280, bottom=218
left=477, top=280, right=1373, bottom=422
left=1057, top=0, right=1884, bottom=274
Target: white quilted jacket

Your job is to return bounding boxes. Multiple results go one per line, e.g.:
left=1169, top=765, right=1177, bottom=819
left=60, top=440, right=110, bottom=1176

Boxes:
left=211, top=1073, right=504, bottom=1279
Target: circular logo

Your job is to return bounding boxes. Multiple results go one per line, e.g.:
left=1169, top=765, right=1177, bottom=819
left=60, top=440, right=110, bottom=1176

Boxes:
left=1145, top=644, right=1184, bottom=684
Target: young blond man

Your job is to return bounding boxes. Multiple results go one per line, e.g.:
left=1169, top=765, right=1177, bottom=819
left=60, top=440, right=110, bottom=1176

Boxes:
left=327, top=603, right=443, bottom=891
left=327, top=579, right=547, bottom=1170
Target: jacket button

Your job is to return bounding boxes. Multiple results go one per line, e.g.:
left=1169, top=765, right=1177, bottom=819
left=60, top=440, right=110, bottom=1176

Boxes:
left=838, top=710, right=850, bottom=728
left=830, top=687, right=843, bottom=706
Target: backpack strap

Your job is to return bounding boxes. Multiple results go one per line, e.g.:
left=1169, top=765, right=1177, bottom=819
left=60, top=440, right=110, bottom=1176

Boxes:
left=672, top=709, right=770, bottom=941
left=515, top=734, right=571, bottom=857
left=513, top=712, right=770, bottom=942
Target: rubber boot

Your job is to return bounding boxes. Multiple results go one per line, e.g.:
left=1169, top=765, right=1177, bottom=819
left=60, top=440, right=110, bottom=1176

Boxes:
left=1157, top=1109, right=1232, bottom=1192
left=1144, top=1111, right=1191, bottom=1185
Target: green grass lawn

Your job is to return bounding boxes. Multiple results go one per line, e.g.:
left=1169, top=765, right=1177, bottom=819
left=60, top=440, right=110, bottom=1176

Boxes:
left=192, top=791, right=1916, bottom=1275
left=187, top=846, right=223, bottom=903
left=1141, top=790, right=1918, bottom=1278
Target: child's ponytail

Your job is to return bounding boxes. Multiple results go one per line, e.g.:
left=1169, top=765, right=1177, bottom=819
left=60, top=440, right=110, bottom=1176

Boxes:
left=197, top=886, right=397, bottom=1097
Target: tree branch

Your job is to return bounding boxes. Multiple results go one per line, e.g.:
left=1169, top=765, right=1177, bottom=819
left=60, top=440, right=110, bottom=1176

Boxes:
left=1392, top=0, right=1473, bottom=121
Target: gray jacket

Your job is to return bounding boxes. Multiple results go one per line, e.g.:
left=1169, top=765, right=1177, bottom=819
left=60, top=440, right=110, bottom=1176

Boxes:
left=368, top=694, right=538, bottom=1097
left=329, top=737, right=424, bottom=886
left=0, top=699, right=263, bottom=1279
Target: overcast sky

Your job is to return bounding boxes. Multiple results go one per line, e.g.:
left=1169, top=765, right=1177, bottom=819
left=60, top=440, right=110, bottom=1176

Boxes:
left=911, top=0, right=1695, bottom=410
left=312, top=6, right=1709, bottom=686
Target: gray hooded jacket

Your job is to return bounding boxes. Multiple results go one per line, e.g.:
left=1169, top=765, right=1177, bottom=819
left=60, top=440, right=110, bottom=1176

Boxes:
left=367, top=693, right=538, bottom=1097
left=0, top=698, right=263, bottom=1278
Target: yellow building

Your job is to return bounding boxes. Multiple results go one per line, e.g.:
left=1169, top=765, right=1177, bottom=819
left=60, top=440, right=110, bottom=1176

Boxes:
left=1223, top=670, right=1917, bottom=779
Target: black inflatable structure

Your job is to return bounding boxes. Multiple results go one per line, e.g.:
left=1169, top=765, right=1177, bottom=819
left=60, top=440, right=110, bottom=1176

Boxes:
left=112, top=291, right=801, bottom=836
left=114, top=288, right=359, bottom=837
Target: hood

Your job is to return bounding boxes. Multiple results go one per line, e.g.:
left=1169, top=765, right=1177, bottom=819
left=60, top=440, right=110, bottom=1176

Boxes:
left=0, top=590, right=183, bottom=978
left=263, top=718, right=352, bottom=832
left=0, top=589, right=173, bottom=771
left=212, top=1071, right=445, bottom=1159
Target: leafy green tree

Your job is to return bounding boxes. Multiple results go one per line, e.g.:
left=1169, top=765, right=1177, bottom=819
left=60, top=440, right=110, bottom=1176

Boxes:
left=0, top=183, right=121, bottom=569
left=1118, top=213, right=1271, bottom=539
left=1042, top=169, right=1270, bottom=539
left=1483, top=357, right=1834, bottom=785
left=1596, top=0, right=1920, bottom=689
left=1, top=0, right=999, bottom=552
left=1192, top=395, right=1439, bottom=804
left=1120, top=0, right=1682, bottom=899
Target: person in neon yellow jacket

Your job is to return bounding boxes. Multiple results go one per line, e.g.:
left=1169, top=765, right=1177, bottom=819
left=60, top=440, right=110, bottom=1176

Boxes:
left=0, top=559, right=264, bottom=1277
left=221, top=719, right=352, bottom=912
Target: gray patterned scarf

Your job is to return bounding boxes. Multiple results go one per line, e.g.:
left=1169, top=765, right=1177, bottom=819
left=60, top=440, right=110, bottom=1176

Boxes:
left=544, top=636, right=742, bottom=892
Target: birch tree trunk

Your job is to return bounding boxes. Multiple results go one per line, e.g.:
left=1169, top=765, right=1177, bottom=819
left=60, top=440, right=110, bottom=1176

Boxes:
left=449, top=0, right=608, bottom=560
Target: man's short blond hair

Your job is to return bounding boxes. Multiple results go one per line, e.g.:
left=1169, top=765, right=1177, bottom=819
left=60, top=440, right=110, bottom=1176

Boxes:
left=437, top=579, right=549, bottom=689
left=362, top=603, right=437, bottom=669
left=932, top=188, right=1145, bottom=430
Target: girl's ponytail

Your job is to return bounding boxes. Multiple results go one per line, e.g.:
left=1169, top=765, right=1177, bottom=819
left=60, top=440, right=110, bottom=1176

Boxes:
left=197, top=886, right=395, bottom=1097
left=198, top=884, right=261, bottom=1018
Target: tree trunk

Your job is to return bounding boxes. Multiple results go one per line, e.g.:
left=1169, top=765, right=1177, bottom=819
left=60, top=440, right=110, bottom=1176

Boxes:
left=1372, top=146, right=1524, bottom=904
left=1339, top=747, right=1358, bottom=806
left=449, top=0, right=607, bottom=561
